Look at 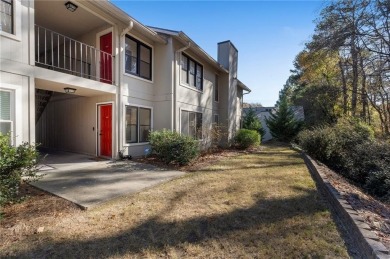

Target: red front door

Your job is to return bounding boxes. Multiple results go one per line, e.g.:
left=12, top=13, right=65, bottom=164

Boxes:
left=99, top=104, right=112, bottom=157
left=100, top=32, right=112, bottom=84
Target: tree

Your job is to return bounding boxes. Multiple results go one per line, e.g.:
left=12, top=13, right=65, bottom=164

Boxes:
left=283, top=0, right=390, bottom=137
left=242, top=108, right=265, bottom=140
left=266, top=95, right=302, bottom=142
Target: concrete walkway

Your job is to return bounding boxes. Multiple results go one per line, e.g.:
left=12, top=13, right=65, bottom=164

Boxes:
left=31, top=150, right=185, bottom=209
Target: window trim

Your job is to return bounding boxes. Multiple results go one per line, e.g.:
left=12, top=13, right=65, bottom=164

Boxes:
left=124, top=103, right=153, bottom=146
left=0, top=0, right=13, bottom=34
left=180, top=109, right=203, bottom=140
left=124, top=35, right=153, bottom=81
left=214, top=114, right=219, bottom=125
left=214, top=74, right=219, bottom=102
left=0, top=88, right=15, bottom=145
left=0, top=0, right=21, bottom=41
left=180, top=53, right=204, bottom=91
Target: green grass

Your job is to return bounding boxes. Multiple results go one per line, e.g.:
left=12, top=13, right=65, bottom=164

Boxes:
left=1, top=143, right=349, bottom=258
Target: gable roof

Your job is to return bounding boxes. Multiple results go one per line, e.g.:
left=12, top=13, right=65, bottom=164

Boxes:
left=149, top=26, right=229, bottom=73
left=236, top=79, right=251, bottom=92
left=148, top=26, right=251, bottom=93
left=94, top=1, right=167, bottom=44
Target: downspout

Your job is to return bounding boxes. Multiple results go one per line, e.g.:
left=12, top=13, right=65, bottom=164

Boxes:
left=173, top=41, right=190, bottom=131
left=117, top=20, right=133, bottom=158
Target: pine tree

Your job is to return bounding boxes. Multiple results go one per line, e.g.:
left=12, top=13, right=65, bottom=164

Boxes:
left=243, top=108, right=265, bottom=140
left=266, top=95, right=302, bottom=142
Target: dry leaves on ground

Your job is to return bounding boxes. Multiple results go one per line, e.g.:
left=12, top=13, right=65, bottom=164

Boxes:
left=319, top=164, right=390, bottom=249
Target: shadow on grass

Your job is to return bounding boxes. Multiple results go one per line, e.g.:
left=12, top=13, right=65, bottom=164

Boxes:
left=10, top=188, right=328, bottom=258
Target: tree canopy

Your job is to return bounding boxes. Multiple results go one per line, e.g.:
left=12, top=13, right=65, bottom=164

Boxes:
left=283, top=0, right=390, bottom=137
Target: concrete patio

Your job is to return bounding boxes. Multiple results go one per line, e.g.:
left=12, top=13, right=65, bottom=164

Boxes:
left=31, top=150, right=185, bottom=209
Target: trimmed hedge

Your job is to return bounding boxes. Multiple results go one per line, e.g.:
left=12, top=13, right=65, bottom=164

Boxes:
left=149, top=130, right=199, bottom=165
left=235, top=129, right=260, bottom=149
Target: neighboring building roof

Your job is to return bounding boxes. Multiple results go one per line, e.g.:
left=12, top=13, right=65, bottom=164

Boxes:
left=243, top=106, right=305, bottom=121
left=95, top=1, right=167, bottom=44
left=149, top=26, right=229, bottom=73
left=244, top=107, right=274, bottom=112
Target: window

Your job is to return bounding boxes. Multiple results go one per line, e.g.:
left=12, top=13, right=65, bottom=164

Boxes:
left=0, top=0, right=13, bottom=34
left=125, top=106, right=151, bottom=143
left=181, top=110, right=202, bottom=139
left=0, top=90, right=13, bottom=138
left=181, top=53, right=203, bottom=91
left=214, top=75, right=219, bottom=102
left=125, top=36, right=152, bottom=80
left=214, top=114, right=219, bottom=124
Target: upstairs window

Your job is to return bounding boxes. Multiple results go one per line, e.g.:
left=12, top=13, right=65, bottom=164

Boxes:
left=181, top=53, right=203, bottom=91
left=0, top=0, right=13, bottom=34
left=125, top=36, right=152, bottom=80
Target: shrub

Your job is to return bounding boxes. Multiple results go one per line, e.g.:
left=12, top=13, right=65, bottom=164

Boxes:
left=295, top=125, right=337, bottom=163
left=235, top=129, right=260, bottom=149
left=0, top=134, right=41, bottom=206
left=296, top=118, right=390, bottom=201
left=149, top=130, right=199, bottom=165
left=365, top=170, right=390, bottom=200
left=296, top=118, right=375, bottom=171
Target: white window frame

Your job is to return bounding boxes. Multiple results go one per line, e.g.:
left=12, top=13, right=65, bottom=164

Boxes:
left=180, top=52, right=204, bottom=92
left=0, top=88, right=15, bottom=145
left=123, top=103, right=153, bottom=146
left=0, top=0, right=21, bottom=41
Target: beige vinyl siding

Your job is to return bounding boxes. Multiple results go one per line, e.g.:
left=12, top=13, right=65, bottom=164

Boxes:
left=36, top=93, right=115, bottom=155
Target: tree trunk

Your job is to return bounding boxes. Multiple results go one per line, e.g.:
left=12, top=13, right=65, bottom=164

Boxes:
left=338, top=59, right=348, bottom=115
left=351, top=34, right=359, bottom=117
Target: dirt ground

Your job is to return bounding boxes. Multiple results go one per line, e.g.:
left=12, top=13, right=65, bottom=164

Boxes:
left=317, top=163, right=390, bottom=250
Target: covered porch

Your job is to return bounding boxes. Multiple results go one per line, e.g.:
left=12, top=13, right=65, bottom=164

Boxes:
left=34, top=0, right=116, bottom=85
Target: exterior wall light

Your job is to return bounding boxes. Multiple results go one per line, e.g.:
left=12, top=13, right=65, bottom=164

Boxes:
left=64, top=87, right=77, bottom=94
left=65, top=1, right=78, bottom=12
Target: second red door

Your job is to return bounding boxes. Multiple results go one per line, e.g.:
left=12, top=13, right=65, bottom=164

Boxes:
left=100, top=32, right=112, bottom=84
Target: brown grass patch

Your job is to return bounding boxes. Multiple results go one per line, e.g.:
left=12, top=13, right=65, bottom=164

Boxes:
left=1, top=143, right=349, bottom=258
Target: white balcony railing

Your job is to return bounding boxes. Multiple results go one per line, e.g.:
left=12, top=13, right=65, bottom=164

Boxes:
left=35, top=25, right=114, bottom=84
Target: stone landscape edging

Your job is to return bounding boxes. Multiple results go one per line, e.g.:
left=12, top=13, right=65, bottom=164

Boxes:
left=302, top=152, right=390, bottom=259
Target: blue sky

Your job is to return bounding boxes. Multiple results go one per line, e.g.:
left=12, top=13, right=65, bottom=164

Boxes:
left=112, top=1, right=324, bottom=107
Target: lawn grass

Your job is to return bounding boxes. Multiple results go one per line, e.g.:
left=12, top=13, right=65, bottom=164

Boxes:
left=1, top=143, right=349, bottom=258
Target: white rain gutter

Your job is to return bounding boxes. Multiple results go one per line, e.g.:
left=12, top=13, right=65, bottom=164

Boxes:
left=173, top=42, right=191, bottom=130
left=117, top=20, right=134, bottom=158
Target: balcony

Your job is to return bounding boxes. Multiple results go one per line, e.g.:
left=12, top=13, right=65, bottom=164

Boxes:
left=35, top=25, right=114, bottom=85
